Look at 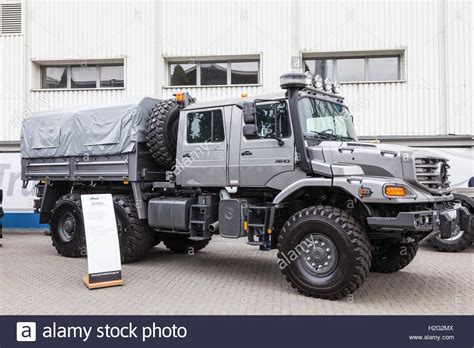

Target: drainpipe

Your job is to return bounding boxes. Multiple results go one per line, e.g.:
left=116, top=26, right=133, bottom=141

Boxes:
left=291, top=0, right=301, bottom=71
left=438, top=0, right=448, bottom=135
left=23, top=0, right=30, bottom=129
left=154, top=0, right=162, bottom=98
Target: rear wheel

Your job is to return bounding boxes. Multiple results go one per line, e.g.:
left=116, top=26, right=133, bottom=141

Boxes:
left=50, top=194, right=153, bottom=262
left=50, top=194, right=86, bottom=257
left=370, top=242, right=418, bottom=273
left=277, top=206, right=371, bottom=300
left=113, top=195, right=154, bottom=263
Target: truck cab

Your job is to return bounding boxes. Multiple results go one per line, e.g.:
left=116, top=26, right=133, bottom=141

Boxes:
left=175, top=95, right=296, bottom=188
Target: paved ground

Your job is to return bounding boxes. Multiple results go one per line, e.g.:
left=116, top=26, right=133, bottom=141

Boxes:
left=0, top=230, right=472, bottom=315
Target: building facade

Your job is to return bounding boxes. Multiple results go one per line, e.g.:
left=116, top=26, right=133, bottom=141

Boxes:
left=1, top=0, right=473, bottom=145
left=0, top=0, right=473, bottom=225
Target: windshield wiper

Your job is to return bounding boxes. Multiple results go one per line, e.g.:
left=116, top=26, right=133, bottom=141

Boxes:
left=308, top=131, right=341, bottom=141
left=309, top=131, right=354, bottom=142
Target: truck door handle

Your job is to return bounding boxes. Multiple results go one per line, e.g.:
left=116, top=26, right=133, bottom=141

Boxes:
left=338, top=147, right=354, bottom=153
left=241, top=150, right=253, bottom=156
left=183, top=153, right=191, bottom=158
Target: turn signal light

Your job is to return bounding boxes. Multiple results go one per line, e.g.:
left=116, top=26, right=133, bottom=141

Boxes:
left=175, top=92, right=184, bottom=102
left=384, top=185, right=407, bottom=197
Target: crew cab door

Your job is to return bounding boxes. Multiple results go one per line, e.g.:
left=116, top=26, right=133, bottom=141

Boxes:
left=239, top=101, right=294, bottom=187
left=176, top=107, right=228, bottom=187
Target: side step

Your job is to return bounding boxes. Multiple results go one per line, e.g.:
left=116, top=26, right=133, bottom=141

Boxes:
left=188, top=195, right=218, bottom=241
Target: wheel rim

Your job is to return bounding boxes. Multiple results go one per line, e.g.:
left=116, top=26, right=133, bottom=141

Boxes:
left=58, top=212, right=76, bottom=242
left=298, top=233, right=338, bottom=277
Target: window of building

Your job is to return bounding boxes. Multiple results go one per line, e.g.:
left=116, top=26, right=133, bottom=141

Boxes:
left=255, top=101, right=291, bottom=139
left=304, top=53, right=402, bottom=82
left=41, top=67, right=67, bottom=89
left=100, top=65, right=125, bottom=87
left=40, top=63, right=124, bottom=89
left=71, top=66, right=97, bottom=88
left=169, top=59, right=259, bottom=86
left=170, top=63, right=196, bottom=86
left=231, top=61, right=259, bottom=84
left=201, top=63, right=227, bottom=85
left=186, top=109, right=225, bottom=143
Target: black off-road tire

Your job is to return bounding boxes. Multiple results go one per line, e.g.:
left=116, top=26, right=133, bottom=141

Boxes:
left=50, top=194, right=86, bottom=258
left=428, top=230, right=472, bottom=252
left=428, top=197, right=473, bottom=252
left=163, top=235, right=210, bottom=254
left=113, top=195, right=154, bottom=263
left=145, top=100, right=180, bottom=169
left=277, top=205, right=371, bottom=300
left=370, top=242, right=418, bottom=273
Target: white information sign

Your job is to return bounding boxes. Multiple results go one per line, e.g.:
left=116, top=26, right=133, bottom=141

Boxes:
left=81, top=194, right=122, bottom=286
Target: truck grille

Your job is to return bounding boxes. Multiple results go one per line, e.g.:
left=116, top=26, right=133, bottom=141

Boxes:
left=414, top=157, right=450, bottom=193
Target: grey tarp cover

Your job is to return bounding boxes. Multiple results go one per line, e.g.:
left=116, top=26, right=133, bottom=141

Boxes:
left=21, top=97, right=161, bottom=159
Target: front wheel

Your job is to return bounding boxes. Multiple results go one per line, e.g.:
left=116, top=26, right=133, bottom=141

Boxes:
left=370, top=242, right=418, bottom=273
left=277, top=206, right=371, bottom=300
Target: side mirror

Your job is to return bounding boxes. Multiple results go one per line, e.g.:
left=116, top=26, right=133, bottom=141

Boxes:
left=243, top=124, right=258, bottom=138
left=241, top=101, right=257, bottom=124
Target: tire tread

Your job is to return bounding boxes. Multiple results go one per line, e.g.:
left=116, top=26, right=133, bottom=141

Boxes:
left=277, top=205, right=371, bottom=300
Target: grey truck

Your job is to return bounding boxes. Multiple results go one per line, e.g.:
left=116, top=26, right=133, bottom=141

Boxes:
left=20, top=72, right=470, bottom=299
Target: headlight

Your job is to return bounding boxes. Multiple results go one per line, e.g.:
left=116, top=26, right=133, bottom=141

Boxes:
left=313, top=74, right=323, bottom=89
left=323, top=78, right=332, bottom=92
left=332, top=81, right=341, bottom=94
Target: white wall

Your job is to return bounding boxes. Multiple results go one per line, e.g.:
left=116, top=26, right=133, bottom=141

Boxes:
left=27, top=0, right=157, bottom=132
left=0, top=0, right=472, bottom=140
left=0, top=152, right=36, bottom=211
left=0, top=34, right=24, bottom=141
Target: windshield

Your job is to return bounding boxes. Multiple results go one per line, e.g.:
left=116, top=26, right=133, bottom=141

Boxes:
left=298, top=97, right=357, bottom=141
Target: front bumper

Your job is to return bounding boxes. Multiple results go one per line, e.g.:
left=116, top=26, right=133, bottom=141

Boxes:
left=367, top=206, right=471, bottom=239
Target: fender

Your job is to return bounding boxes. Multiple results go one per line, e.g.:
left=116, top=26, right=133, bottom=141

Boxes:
left=268, top=177, right=372, bottom=231
left=452, top=192, right=474, bottom=211
left=272, top=178, right=332, bottom=205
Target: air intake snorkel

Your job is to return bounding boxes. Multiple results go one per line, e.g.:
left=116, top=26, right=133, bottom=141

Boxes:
left=280, top=72, right=313, bottom=173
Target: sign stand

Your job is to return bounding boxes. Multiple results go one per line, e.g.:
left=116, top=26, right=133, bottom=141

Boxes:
left=82, top=275, right=123, bottom=290
left=81, top=194, right=123, bottom=290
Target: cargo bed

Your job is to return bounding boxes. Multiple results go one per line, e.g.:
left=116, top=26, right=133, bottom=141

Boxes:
left=22, top=143, right=166, bottom=182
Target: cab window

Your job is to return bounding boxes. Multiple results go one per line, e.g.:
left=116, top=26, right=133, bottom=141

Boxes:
left=255, top=101, right=291, bottom=138
left=186, top=109, right=225, bottom=143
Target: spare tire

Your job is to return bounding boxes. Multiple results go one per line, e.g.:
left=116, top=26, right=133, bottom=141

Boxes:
left=145, top=99, right=180, bottom=168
